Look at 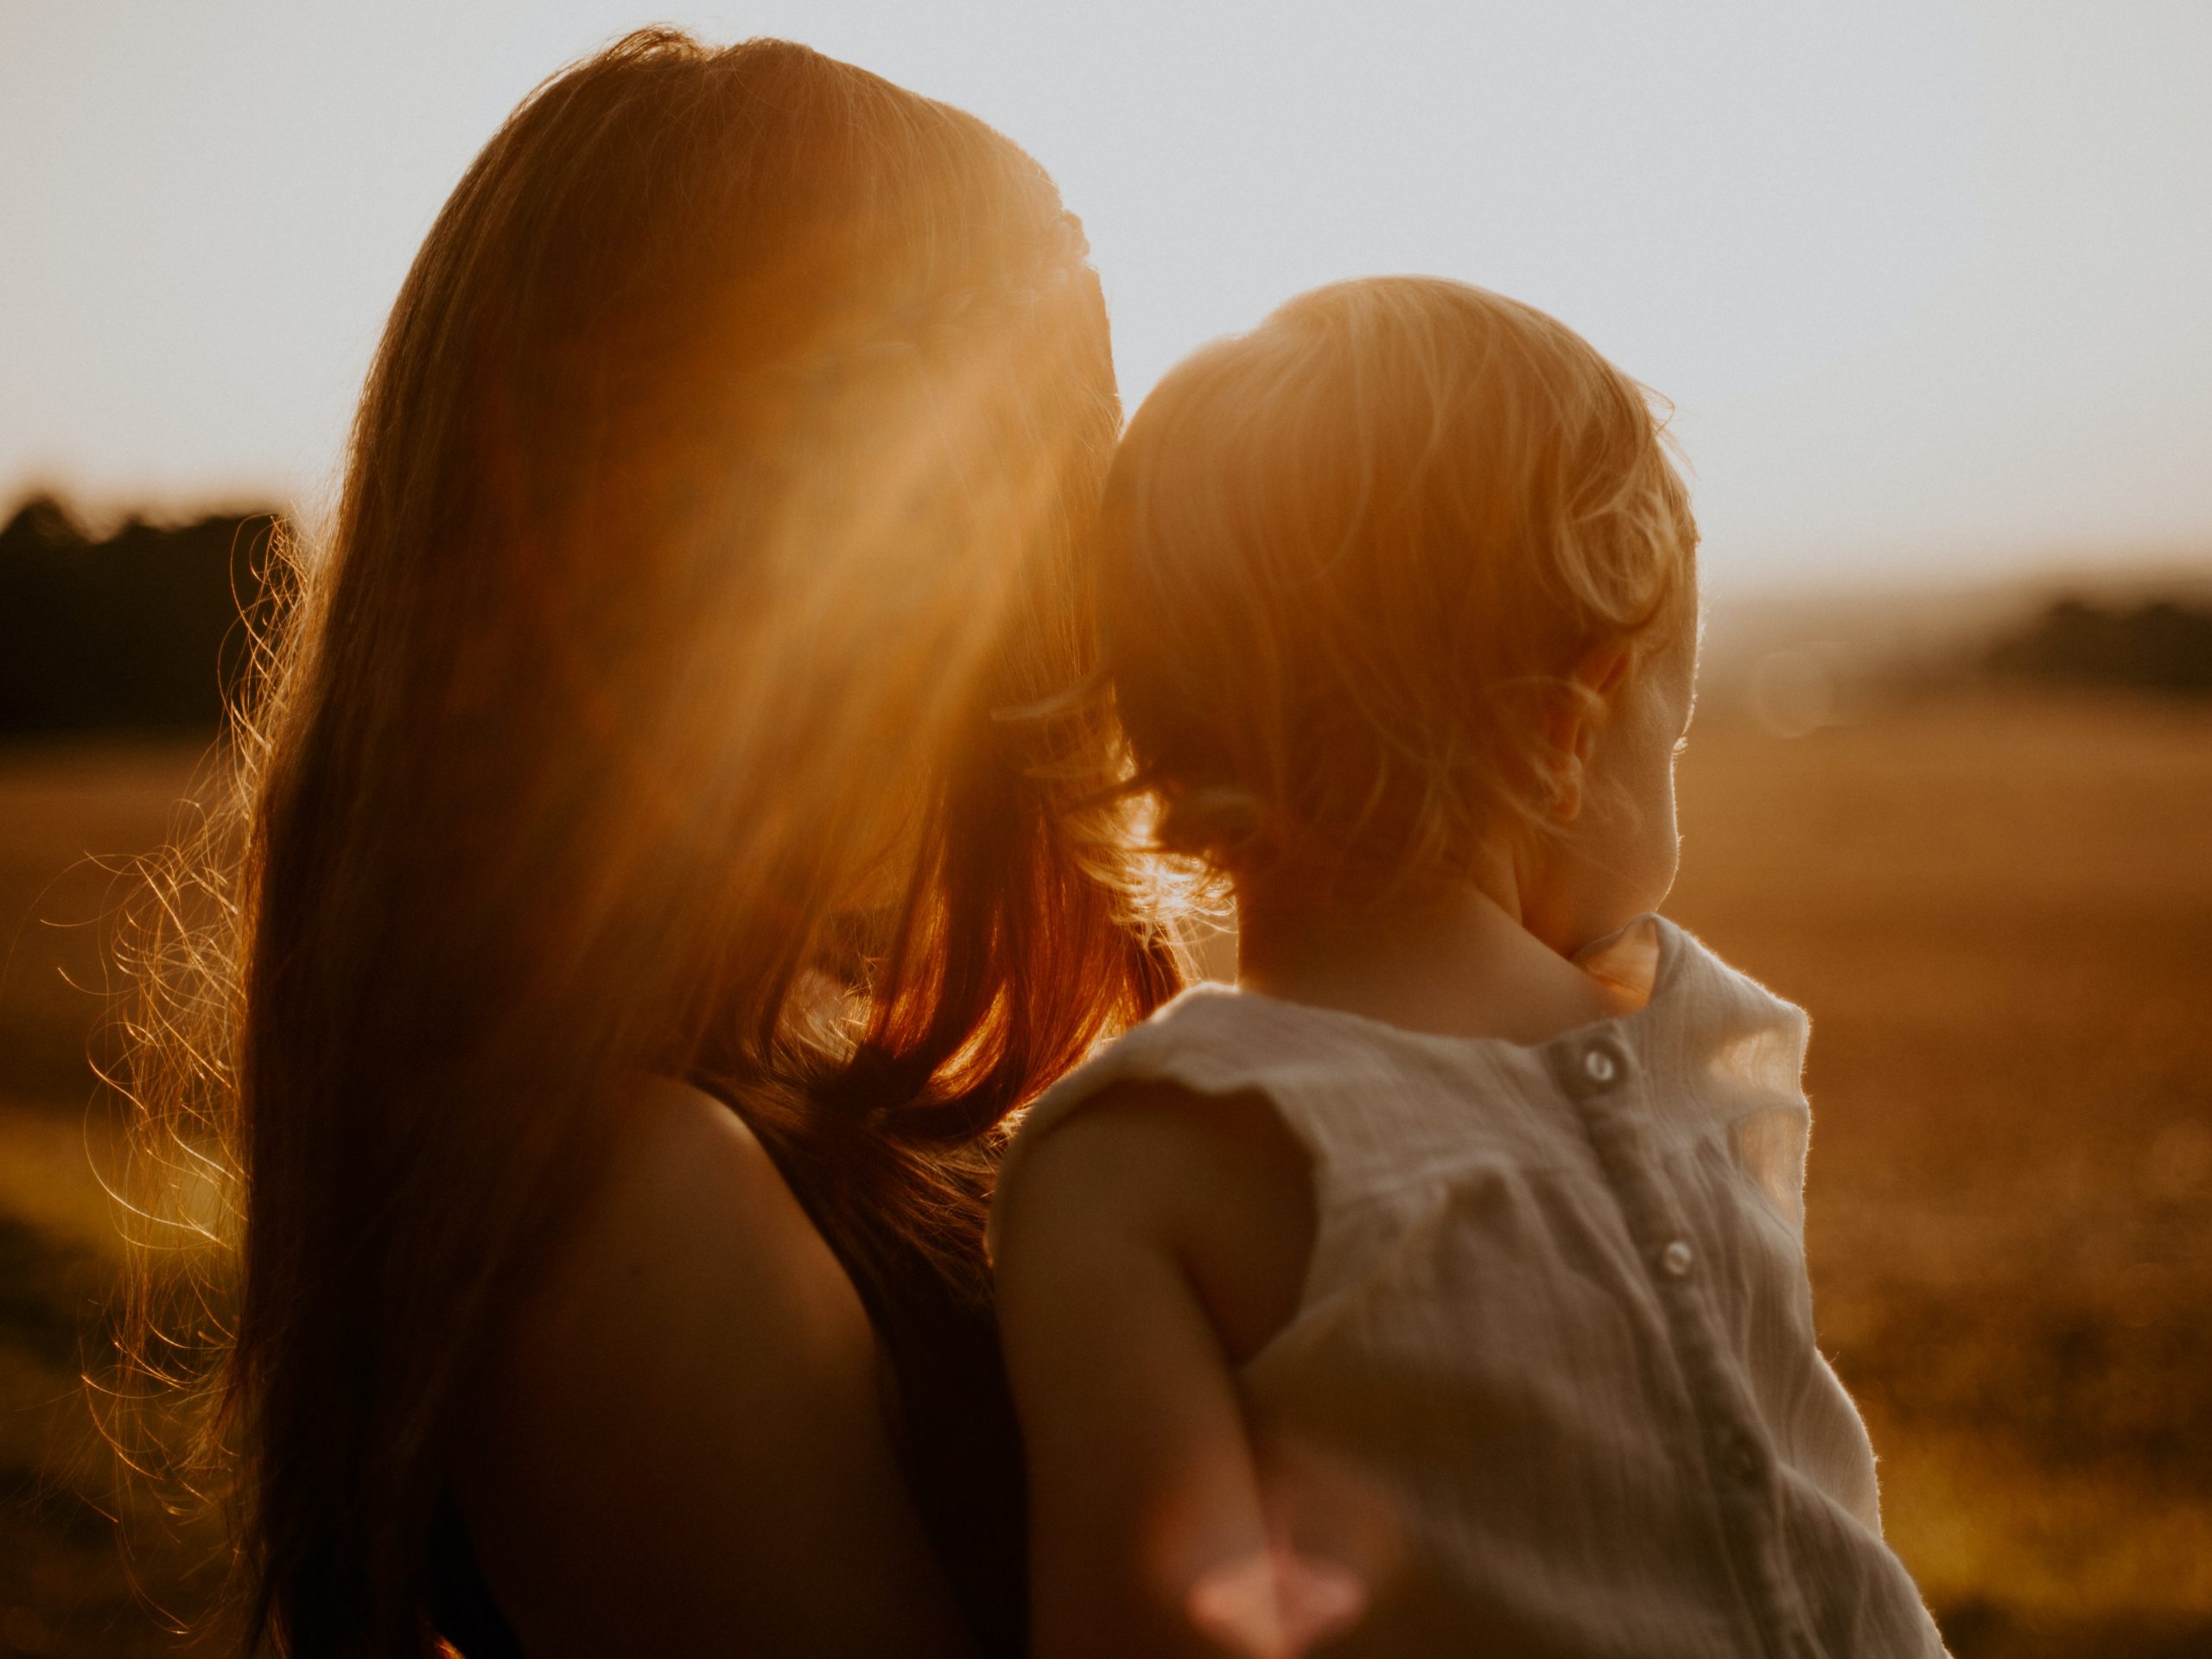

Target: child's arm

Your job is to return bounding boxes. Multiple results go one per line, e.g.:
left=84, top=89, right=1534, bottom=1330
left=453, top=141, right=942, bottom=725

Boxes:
left=995, top=1082, right=1322, bottom=1659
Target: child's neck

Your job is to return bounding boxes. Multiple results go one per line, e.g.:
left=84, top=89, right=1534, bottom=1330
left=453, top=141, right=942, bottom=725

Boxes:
left=1233, top=861, right=1624, bottom=1047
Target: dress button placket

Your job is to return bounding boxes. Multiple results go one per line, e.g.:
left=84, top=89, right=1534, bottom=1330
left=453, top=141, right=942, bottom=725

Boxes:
left=1557, top=1027, right=1819, bottom=1656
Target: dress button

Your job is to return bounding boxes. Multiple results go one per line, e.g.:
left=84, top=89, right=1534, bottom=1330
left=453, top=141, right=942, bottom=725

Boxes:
left=1581, top=1046, right=1619, bottom=1086
left=1660, top=1239, right=1694, bottom=1277
left=1722, top=1431, right=1766, bottom=1483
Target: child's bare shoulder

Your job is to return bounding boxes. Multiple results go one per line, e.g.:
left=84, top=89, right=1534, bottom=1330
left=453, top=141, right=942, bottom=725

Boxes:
left=1011, top=1078, right=1300, bottom=1208
left=1001, top=1080, right=1315, bottom=1362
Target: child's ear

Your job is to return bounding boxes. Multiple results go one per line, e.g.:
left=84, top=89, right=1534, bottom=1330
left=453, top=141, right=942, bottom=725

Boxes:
left=1544, top=645, right=1633, bottom=823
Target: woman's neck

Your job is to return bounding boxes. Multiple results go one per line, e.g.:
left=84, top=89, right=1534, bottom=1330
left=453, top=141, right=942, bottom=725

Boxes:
left=1232, top=860, right=1620, bottom=1047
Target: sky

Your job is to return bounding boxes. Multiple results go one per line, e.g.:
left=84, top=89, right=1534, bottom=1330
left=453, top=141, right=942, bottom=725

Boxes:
left=3, top=0, right=2208, bottom=593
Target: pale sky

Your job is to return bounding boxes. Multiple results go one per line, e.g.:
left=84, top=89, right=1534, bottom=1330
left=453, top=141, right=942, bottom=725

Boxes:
left=3, top=0, right=2208, bottom=592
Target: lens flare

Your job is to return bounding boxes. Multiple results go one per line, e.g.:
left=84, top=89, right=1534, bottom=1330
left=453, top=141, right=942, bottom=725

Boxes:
left=1185, top=1532, right=1369, bottom=1659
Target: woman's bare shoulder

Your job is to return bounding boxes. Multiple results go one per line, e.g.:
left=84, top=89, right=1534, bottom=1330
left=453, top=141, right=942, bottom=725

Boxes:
left=454, top=1076, right=972, bottom=1656
left=511, top=1076, right=875, bottom=1382
left=588, top=1076, right=855, bottom=1306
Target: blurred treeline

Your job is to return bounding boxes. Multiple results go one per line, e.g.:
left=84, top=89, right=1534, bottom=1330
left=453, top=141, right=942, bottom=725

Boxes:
left=0, top=494, right=282, bottom=736
left=5, top=492, right=2209, bottom=741
left=1985, top=598, right=2212, bottom=696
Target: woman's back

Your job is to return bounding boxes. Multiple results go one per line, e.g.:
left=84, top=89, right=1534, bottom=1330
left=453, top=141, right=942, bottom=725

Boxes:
left=447, top=1079, right=1023, bottom=1658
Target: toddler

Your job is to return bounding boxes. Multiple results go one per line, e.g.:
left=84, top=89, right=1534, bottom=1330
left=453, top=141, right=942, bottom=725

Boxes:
left=990, top=279, right=1945, bottom=1658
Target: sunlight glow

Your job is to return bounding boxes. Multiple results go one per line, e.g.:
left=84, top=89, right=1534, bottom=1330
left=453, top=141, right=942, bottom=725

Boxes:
left=3, top=2, right=2209, bottom=583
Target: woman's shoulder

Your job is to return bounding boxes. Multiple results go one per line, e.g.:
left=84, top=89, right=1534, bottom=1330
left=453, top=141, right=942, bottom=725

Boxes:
left=525, top=1075, right=868, bottom=1357
left=451, top=1075, right=973, bottom=1656
left=598, top=1076, right=829, bottom=1263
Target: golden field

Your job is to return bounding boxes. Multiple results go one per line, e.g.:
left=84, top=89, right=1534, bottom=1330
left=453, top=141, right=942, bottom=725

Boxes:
left=0, top=690, right=2208, bottom=1656
left=1668, top=691, right=2212, bottom=1657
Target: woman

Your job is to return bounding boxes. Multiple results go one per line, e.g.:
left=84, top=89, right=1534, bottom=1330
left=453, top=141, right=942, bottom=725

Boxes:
left=119, top=30, right=1180, bottom=1656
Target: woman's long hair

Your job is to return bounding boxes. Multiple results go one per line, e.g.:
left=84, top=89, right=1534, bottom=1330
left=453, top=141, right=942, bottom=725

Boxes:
left=111, top=30, right=1181, bottom=1655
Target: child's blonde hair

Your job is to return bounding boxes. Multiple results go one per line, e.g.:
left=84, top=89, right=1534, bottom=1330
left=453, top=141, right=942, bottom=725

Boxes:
left=1096, top=276, right=1697, bottom=889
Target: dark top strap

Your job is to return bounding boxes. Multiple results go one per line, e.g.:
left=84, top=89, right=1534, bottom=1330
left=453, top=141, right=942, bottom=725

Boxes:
left=852, top=1223, right=1030, bottom=1659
